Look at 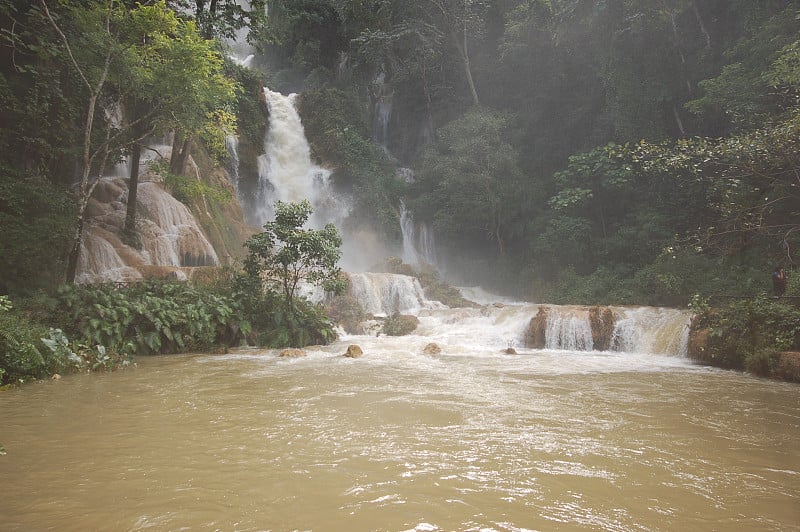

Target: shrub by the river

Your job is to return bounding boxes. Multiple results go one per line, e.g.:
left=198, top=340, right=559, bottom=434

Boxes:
left=44, top=281, right=248, bottom=356
left=692, top=295, right=800, bottom=376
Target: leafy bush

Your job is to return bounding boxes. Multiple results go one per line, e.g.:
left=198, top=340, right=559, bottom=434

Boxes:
left=0, top=298, right=64, bottom=384
left=697, top=296, right=800, bottom=375
left=45, top=281, right=247, bottom=356
left=381, top=312, right=419, bottom=336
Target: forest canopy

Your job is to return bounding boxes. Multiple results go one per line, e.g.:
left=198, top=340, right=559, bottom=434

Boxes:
left=1, top=0, right=799, bottom=305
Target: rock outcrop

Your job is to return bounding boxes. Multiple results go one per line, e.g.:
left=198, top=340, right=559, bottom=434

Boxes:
left=422, top=343, right=442, bottom=355
left=589, top=306, right=616, bottom=351
left=523, top=307, right=548, bottom=348
left=343, top=344, right=363, bottom=358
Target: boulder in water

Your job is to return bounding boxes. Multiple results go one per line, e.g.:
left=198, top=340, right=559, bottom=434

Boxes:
left=343, top=344, right=363, bottom=358
left=382, top=313, right=419, bottom=336
left=589, top=306, right=616, bottom=351
left=504, top=347, right=517, bottom=355
left=523, top=307, right=548, bottom=348
left=279, top=348, right=306, bottom=358
left=422, top=343, right=442, bottom=355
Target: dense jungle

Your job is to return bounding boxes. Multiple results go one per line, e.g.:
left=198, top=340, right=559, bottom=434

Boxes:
left=1, top=0, right=800, bottom=384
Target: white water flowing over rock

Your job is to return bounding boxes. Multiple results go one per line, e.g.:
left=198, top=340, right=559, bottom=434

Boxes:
left=76, top=178, right=217, bottom=283
left=348, top=272, right=442, bottom=316
left=399, top=201, right=438, bottom=268
left=344, top=275, right=692, bottom=357
left=253, top=89, right=349, bottom=229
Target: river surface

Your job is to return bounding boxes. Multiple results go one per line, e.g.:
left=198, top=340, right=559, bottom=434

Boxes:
left=1, top=332, right=798, bottom=531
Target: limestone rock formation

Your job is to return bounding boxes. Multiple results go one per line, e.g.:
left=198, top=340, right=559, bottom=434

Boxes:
left=589, top=306, right=616, bottom=351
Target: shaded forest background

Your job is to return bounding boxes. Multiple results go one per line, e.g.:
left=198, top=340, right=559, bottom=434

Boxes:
left=2, top=0, right=800, bottom=305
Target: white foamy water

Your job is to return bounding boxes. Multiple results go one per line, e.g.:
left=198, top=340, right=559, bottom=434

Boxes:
left=348, top=275, right=692, bottom=360
left=253, top=89, right=350, bottom=230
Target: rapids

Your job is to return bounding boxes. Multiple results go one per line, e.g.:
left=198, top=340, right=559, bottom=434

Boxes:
left=1, top=327, right=798, bottom=530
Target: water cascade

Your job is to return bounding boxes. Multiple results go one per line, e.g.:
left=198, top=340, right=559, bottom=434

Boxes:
left=371, top=70, right=393, bottom=150
left=399, top=201, right=438, bottom=268
left=344, top=273, right=692, bottom=356
left=224, top=134, right=240, bottom=195
left=252, top=89, right=348, bottom=229
left=77, top=178, right=218, bottom=283
left=348, top=272, right=438, bottom=316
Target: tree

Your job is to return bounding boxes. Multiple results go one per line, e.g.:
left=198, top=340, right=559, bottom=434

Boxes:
left=118, top=2, right=238, bottom=238
left=413, top=107, right=528, bottom=257
left=243, top=200, right=345, bottom=311
left=39, top=0, right=117, bottom=283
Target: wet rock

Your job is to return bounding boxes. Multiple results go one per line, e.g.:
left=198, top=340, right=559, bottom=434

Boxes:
left=523, top=307, right=548, bottom=348
left=504, top=347, right=517, bottom=355
left=687, top=314, right=711, bottom=363
left=589, top=307, right=616, bottom=351
left=51, top=373, right=61, bottom=380
left=422, top=343, right=442, bottom=355
left=343, top=344, right=363, bottom=358
left=279, top=348, right=306, bottom=358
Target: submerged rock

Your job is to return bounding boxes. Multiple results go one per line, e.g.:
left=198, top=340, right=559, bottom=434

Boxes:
left=279, top=348, right=306, bottom=358
left=422, top=343, right=442, bottom=355
left=343, top=344, right=363, bottom=358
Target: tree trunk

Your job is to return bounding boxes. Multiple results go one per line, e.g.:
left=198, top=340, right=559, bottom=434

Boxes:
left=170, top=132, right=193, bottom=175
left=453, top=25, right=480, bottom=106
left=65, top=215, right=85, bottom=284
left=124, top=140, right=141, bottom=236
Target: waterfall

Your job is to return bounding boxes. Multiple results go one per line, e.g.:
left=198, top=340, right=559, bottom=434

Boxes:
left=544, top=308, right=595, bottom=351
left=252, top=89, right=349, bottom=229
left=611, top=306, right=691, bottom=356
left=399, top=201, right=438, bottom=268
left=76, top=178, right=218, bottom=283
left=371, top=70, right=392, bottom=149
left=225, top=134, right=240, bottom=195
left=348, top=272, right=439, bottom=316
left=337, top=278, right=693, bottom=357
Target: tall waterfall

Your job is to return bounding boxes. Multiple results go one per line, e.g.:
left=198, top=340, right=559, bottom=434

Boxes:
left=251, top=89, right=349, bottom=229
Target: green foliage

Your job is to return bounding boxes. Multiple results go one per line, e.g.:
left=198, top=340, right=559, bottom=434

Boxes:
left=697, top=297, right=800, bottom=375
left=381, top=312, right=419, bottom=336
left=413, top=107, right=528, bottom=256
left=244, top=200, right=345, bottom=302
left=0, top=299, right=62, bottom=384
left=0, top=167, right=75, bottom=295
left=159, top=162, right=232, bottom=205
left=240, top=200, right=344, bottom=347
left=46, top=281, right=246, bottom=356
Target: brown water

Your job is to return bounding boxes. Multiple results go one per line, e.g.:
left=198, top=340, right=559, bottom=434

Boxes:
left=1, top=340, right=799, bottom=531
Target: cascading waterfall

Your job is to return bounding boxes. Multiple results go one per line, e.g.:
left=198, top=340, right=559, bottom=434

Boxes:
left=77, top=179, right=218, bottom=283
left=348, top=272, right=438, bottom=316
left=252, top=89, right=349, bottom=229
left=399, top=201, right=438, bottom=268
left=611, top=306, right=691, bottom=355
left=545, top=308, right=595, bottom=351
left=224, top=134, right=240, bottom=195
left=372, top=70, right=392, bottom=149
left=344, top=274, right=692, bottom=357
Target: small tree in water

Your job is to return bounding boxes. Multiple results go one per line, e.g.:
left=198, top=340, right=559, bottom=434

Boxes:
left=241, top=200, right=346, bottom=347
